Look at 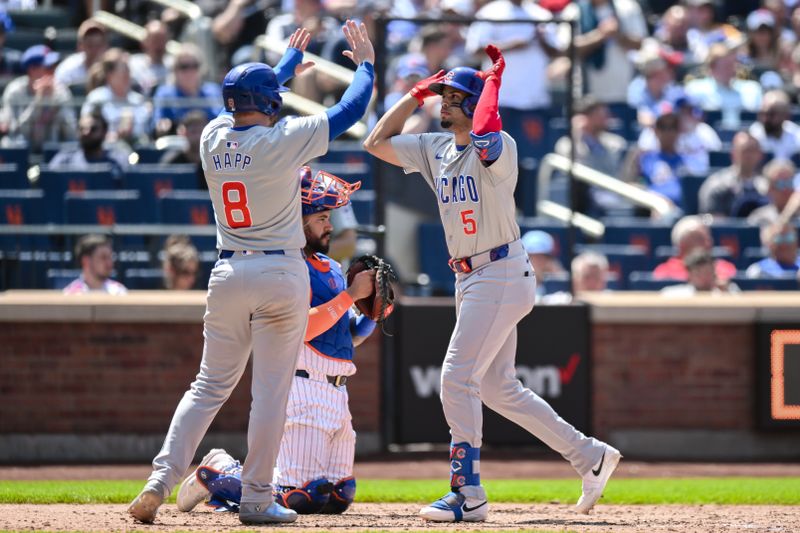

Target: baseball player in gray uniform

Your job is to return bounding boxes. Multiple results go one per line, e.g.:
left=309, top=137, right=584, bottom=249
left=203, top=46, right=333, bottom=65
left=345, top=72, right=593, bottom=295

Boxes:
left=364, top=45, right=621, bottom=522
left=128, top=21, right=376, bottom=526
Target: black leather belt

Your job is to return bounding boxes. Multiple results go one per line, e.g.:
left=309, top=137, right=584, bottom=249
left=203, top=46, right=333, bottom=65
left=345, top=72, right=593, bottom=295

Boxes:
left=219, top=249, right=286, bottom=259
left=295, top=369, right=347, bottom=387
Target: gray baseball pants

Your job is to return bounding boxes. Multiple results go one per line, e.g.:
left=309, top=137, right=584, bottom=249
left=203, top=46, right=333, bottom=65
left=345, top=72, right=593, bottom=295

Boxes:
left=148, top=251, right=309, bottom=504
left=441, top=241, right=605, bottom=476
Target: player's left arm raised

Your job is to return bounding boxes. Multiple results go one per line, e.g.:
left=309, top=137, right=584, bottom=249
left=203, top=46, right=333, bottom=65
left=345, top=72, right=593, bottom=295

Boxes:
left=272, top=27, right=316, bottom=85
left=471, top=45, right=505, bottom=168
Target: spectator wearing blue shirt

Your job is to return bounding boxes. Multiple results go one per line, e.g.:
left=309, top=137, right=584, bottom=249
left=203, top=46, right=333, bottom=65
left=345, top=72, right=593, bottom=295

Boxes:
left=627, top=52, right=684, bottom=127
left=746, top=222, right=800, bottom=278
left=625, top=105, right=687, bottom=210
left=152, top=43, right=222, bottom=137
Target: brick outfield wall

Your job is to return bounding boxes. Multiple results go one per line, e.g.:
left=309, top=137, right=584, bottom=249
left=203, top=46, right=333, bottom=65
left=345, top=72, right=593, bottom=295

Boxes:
left=2, top=317, right=799, bottom=460
left=592, top=324, right=756, bottom=435
left=0, top=323, right=381, bottom=435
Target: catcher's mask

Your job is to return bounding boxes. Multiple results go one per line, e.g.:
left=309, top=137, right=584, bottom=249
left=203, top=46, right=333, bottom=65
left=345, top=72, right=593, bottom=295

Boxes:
left=299, top=166, right=361, bottom=216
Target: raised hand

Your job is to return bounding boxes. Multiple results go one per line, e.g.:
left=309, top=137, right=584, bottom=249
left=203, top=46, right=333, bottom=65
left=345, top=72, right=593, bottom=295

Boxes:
left=479, top=44, right=505, bottom=82
left=409, top=69, right=446, bottom=107
left=341, top=19, right=375, bottom=66
left=286, top=27, right=315, bottom=76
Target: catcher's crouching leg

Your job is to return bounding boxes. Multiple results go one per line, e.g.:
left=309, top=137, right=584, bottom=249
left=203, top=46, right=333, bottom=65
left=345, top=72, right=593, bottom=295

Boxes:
left=275, top=478, right=334, bottom=514
left=176, top=448, right=239, bottom=512
left=319, top=477, right=356, bottom=514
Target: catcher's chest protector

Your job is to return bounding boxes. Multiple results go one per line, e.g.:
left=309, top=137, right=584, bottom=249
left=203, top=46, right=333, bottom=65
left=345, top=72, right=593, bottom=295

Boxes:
left=307, top=253, right=355, bottom=360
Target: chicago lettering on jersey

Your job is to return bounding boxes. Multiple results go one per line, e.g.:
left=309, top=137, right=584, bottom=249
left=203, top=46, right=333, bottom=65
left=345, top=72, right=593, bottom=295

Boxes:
left=434, top=174, right=479, bottom=205
left=211, top=152, right=253, bottom=172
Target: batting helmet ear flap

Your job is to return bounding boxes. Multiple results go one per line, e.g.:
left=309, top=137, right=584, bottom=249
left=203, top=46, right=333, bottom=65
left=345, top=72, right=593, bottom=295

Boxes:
left=460, top=94, right=480, bottom=119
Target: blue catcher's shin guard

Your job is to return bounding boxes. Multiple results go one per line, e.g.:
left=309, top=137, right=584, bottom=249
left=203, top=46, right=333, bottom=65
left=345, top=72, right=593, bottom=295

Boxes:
left=449, top=442, right=480, bottom=490
left=198, top=462, right=243, bottom=512
left=319, top=477, right=356, bottom=514
left=274, top=478, right=333, bottom=514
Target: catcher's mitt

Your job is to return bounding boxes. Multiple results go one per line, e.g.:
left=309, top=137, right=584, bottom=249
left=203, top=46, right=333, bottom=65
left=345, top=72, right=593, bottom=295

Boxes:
left=346, top=255, right=397, bottom=330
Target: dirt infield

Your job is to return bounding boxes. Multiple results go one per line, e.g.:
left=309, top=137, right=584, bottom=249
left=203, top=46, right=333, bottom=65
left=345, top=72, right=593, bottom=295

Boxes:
left=1, top=503, right=798, bottom=532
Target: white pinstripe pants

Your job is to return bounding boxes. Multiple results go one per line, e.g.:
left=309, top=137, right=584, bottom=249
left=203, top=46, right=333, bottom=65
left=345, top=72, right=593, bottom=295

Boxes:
left=275, top=374, right=355, bottom=487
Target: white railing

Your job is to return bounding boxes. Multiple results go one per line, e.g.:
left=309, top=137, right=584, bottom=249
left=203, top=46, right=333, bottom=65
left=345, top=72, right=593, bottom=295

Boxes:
left=92, top=11, right=183, bottom=55
left=537, top=152, right=677, bottom=220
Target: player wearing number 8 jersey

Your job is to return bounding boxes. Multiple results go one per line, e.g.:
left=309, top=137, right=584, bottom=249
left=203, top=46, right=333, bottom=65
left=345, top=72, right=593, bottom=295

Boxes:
left=128, top=21, right=376, bottom=526
left=364, top=45, right=621, bottom=522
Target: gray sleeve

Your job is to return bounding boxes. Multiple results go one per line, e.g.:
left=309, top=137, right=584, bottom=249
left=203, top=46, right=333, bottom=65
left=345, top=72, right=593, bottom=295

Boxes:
left=391, top=133, right=440, bottom=179
left=281, top=114, right=330, bottom=164
left=697, top=174, right=725, bottom=215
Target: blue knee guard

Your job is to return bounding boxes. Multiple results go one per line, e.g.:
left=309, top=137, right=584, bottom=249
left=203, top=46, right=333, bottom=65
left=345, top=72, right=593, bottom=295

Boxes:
left=449, top=442, right=480, bottom=489
left=198, top=462, right=242, bottom=512
left=320, top=477, right=356, bottom=514
left=274, top=478, right=333, bottom=514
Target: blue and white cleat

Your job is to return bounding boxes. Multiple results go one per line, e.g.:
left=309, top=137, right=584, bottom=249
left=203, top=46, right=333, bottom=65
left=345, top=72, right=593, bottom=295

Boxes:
left=419, top=485, right=488, bottom=522
left=576, top=445, right=622, bottom=514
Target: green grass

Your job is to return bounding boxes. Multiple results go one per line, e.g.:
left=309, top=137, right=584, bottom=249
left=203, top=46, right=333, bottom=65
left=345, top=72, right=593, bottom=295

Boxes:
left=0, top=478, right=798, bottom=505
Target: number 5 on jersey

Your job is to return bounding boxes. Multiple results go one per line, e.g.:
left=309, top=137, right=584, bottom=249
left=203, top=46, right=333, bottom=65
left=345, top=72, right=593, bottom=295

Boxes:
left=222, top=181, right=252, bottom=228
left=460, top=209, right=477, bottom=235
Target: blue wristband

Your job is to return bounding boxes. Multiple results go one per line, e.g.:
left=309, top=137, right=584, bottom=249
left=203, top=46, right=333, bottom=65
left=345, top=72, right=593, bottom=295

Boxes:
left=353, top=314, right=376, bottom=338
left=274, top=48, right=304, bottom=85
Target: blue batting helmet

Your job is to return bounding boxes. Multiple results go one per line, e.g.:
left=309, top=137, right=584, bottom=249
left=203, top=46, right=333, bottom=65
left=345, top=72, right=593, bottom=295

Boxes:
left=429, top=67, right=484, bottom=118
left=222, top=62, right=288, bottom=116
left=299, top=166, right=361, bottom=216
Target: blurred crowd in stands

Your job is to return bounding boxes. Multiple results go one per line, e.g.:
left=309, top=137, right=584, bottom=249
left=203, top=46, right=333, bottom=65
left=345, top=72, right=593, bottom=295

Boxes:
left=0, top=0, right=799, bottom=294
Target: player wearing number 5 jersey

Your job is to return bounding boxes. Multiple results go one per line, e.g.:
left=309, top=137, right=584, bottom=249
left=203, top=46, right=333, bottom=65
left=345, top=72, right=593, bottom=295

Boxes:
left=129, top=21, right=376, bottom=527
left=364, top=45, right=621, bottom=522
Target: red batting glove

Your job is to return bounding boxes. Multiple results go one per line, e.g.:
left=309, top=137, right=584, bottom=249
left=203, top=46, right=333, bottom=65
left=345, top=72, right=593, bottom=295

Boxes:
left=409, top=69, right=446, bottom=107
left=478, top=44, right=505, bottom=82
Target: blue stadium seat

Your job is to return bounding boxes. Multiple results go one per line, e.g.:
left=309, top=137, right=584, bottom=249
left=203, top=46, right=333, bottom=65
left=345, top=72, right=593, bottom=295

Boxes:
left=6, top=251, right=72, bottom=289
left=541, top=272, right=570, bottom=294
left=316, top=141, right=370, bottom=165
left=0, top=163, right=27, bottom=188
left=627, top=271, right=683, bottom=291
left=0, top=189, right=47, bottom=250
left=309, top=162, right=372, bottom=191
left=418, top=222, right=453, bottom=295
left=116, top=249, right=153, bottom=276
left=680, top=175, right=706, bottom=215
left=709, top=150, right=732, bottom=168
left=134, top=146, right=169, bottom=164
left=47, top=268, right=82, bottom=290
left=0, top=147, right=29, bottom=171
left=732, top=276, right=798, bottom=291
left=123, top=164, right=199, bottom=212
left=606, top=102, right=636, bottom=141
left=350, top=190, right=375, bottom=225
left=64, top=190, right=142, bottom=225
left=123, top=268, right=164, bottom=290
left=157, top=190, right=213, bottom=224
left=157, top=190, right=215, bottom=249
left=574, top=243, right=650, bottom=289
left=653, top=245, right=735, bottom=265
left=38, top=165, right=117, bottom=223
left=601, top=218, right=673, bottom=260
left=710, top=222, right=761, bottom=264
left=741, top=246, right=768, bottom=269
left=42, top=141, right=78, bottom=164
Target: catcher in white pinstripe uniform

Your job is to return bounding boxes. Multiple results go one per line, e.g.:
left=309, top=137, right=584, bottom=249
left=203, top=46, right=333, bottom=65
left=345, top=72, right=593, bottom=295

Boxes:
left=176, top=167, right=383, bottom=515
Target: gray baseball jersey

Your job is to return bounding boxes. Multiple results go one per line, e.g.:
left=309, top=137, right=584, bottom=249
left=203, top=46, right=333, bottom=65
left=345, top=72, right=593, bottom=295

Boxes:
left=200, top=113, right=330, bottom=250
left=391, top=131, right=519, bottom=259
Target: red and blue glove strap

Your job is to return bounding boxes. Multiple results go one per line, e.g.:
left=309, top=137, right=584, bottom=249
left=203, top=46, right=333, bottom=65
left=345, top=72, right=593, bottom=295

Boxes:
left=470, top=74, right=502, bottom=161
left=450, top=442, right=480, bottom=489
